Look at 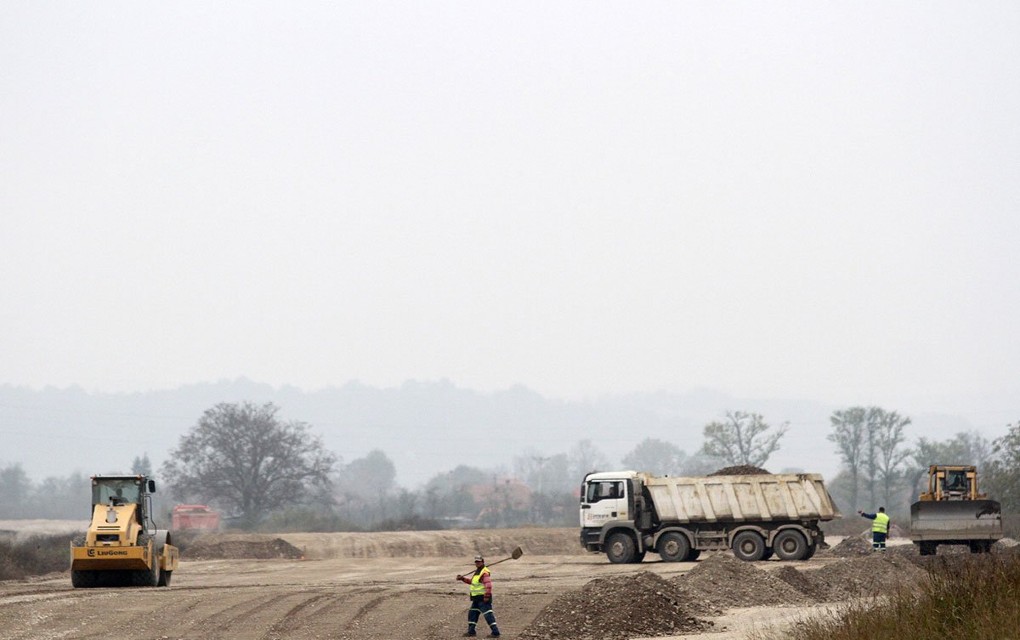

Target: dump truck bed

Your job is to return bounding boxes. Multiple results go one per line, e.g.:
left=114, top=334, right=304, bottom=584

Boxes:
left=643, top=473, right=840, bottom=523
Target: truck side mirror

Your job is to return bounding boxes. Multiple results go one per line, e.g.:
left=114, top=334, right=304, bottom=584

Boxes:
left=148, top=480, right=156, bottom=493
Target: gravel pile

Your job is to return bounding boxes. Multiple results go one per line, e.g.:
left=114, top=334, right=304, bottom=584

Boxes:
left=674, top=553, right=809, bottom=608
left=519, top=571, right=713, bottom=640
left=828, top=534, right=874, bottom=557
left=802, top=553, right=927, bottom=600
left=773, top=565, right=830, bottom=600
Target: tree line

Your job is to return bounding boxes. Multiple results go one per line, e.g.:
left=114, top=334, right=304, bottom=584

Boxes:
left=1, top=401, right=1017, bottom=529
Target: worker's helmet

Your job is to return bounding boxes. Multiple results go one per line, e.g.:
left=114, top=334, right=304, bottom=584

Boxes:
left=474, top=555, right=484, bottom=563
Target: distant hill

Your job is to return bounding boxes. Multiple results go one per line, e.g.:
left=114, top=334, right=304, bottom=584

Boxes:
left=0, top=379, right=983, bottom=488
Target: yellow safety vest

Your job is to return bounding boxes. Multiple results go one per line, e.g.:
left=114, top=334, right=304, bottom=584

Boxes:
left=469, top=567, right=490, bottom=596
left=872, top=512, right=890, bottom=534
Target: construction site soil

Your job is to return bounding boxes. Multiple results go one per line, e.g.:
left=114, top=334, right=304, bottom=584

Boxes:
left=0, top=525, right=1015, bottom=640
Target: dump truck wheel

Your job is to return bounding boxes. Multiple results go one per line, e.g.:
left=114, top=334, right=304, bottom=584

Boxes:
left=762, top=548, right=774, bottom=561
left=658, top=532, right=690, bottom=562
left=631, top=550, right=646, bottom=563
left=803, top=543, right=817, bottom=560
left=687, top=549, right=701, bottom=561
left=731, top=531, right=766, bottom=561
left=606, top=532, right=636, bottom=564
left=773, top=530, right=809, bottom=561
left=158, top=569, right=172, bottom=587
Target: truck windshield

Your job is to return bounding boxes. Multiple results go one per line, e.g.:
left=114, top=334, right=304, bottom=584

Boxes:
left=92, top=478, right=142, bottom=505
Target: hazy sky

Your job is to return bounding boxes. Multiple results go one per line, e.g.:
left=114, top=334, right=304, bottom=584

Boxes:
left=2, top=3, right=1018, bottom=422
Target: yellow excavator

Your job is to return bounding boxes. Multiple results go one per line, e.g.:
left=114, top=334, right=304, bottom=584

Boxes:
left=70, top=475, right=179, bottom=587
left=909, top=465, right=1002, bottom=556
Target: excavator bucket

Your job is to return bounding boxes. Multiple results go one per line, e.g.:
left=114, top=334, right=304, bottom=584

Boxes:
left=910, top=499, right=1003, bottom=542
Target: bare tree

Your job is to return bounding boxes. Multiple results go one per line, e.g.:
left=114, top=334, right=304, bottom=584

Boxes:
left=828, top=407, right=868, bottom=512
left=162, top=401, right=335, bottom=528
left=701, top=411, right=788, bottom=468
left=568, top=439, right=610, bottom=480
left=870, top=409, right=911, bottom=506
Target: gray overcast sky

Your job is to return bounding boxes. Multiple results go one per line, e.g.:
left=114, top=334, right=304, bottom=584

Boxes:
left=2, top=3, right=1018, bottom=420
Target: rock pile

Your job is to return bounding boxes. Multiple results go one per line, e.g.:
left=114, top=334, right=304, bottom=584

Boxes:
left=518, top=571, right=713, bottom=640
left=828, top=534, right=874, bottom=557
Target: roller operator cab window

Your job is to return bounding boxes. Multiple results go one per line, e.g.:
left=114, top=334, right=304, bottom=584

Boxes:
left=586, top=481, right=624, bottom=503
left=92, top=479, right=142, bottom=505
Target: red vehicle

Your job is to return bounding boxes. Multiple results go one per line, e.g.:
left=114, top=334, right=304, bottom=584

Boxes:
left=171, top=504, right=221, bottom=531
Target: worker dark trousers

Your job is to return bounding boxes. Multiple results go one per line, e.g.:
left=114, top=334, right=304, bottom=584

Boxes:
left=467, top=596, right=500, bottom=636
left=872, top=531, right=887, bottom=551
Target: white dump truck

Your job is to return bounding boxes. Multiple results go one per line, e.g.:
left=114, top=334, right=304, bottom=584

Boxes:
left=580, top=470, right=840, bottom=563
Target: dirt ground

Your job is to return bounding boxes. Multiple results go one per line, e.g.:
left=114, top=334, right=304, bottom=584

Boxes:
left=0, top=525, right=950, bottom=640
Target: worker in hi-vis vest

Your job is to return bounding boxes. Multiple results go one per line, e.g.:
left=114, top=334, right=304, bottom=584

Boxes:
left=858, top=506, right=890, bottom=551
left=456, top=555, right=501, bottom=637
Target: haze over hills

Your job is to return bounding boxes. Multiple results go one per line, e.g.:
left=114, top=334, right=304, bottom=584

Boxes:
left=0, top=379, right=997, bottom=488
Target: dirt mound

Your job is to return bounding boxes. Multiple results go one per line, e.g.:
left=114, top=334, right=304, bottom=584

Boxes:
left=519, top=571, right=713, bottom=640
left=186, top=534, right=304, bottom=560
left=709, top=465, right=770, bottom=476
left=674, top=553, right=809, bottom=608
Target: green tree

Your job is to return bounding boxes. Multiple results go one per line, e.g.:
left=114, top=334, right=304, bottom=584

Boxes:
left=828, top=407, right=868, bottom=512
left=131, top=453, right=152, bottom=476
left=701, top=411, right=788, bottom=468
left=621, top=438, right=687, bottom=475
left=0, top=464, right=32, bottom=518
left=161, top=401, right=336, bottom=528
left=335, top=450, right=397, bottom=526
left=985, top=421, right=1020, bottom=512
left=422, top=465, right=488, bottom=520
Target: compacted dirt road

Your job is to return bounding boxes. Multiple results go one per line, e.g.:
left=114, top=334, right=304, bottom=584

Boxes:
left=0, top=527, right=922, bottom=640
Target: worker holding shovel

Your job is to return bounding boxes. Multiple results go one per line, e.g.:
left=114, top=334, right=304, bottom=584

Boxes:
left=456, top=555, right=501, bottom=637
